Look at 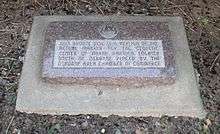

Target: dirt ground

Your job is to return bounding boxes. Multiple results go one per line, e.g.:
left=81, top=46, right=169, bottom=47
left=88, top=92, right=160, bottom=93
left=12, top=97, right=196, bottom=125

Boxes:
left=0, top=0, right=219, bottom=133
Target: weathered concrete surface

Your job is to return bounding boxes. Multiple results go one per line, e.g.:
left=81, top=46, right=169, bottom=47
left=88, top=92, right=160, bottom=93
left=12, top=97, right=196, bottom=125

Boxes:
left=16, top=16, right=206, bottom=118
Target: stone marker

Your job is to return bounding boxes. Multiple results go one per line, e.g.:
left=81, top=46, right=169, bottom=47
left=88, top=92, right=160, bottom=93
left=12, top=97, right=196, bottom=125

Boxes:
left=16, top=16, right=206, bottom=118
left=42, top=21, right=175, bottom=87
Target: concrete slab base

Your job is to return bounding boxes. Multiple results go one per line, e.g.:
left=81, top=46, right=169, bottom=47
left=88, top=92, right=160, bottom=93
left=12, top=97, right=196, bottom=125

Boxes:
left=16, top=16, right=206, bottom=118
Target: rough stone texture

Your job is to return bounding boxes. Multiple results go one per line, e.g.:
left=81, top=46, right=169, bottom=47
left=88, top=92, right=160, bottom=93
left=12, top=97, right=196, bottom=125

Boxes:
left=16, top=16, right=206, bottom=118
left=42, top=20, right=175, bottom=87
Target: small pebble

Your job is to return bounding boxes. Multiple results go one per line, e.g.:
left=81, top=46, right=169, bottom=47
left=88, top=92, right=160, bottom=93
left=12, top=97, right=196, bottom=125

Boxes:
left=101, top=128, right=105, bottom=133
left=135, top=129, right=143, bottom=134
left=70, top=123, right=77, bottom=127
left=22, top=34, right=29, bottom=40
left=85, top=5, right=92, bottom=11
left=206, top=119, right=211, bottom=126
left=2, top=70, right=7, bottom=76
left=13, top=128, right=21, bottom=134
left=81, top=121, right=88, bottom=128
left=86, top=115, right=90, bottom=119
left=19, top=56, right=25, bottom=62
